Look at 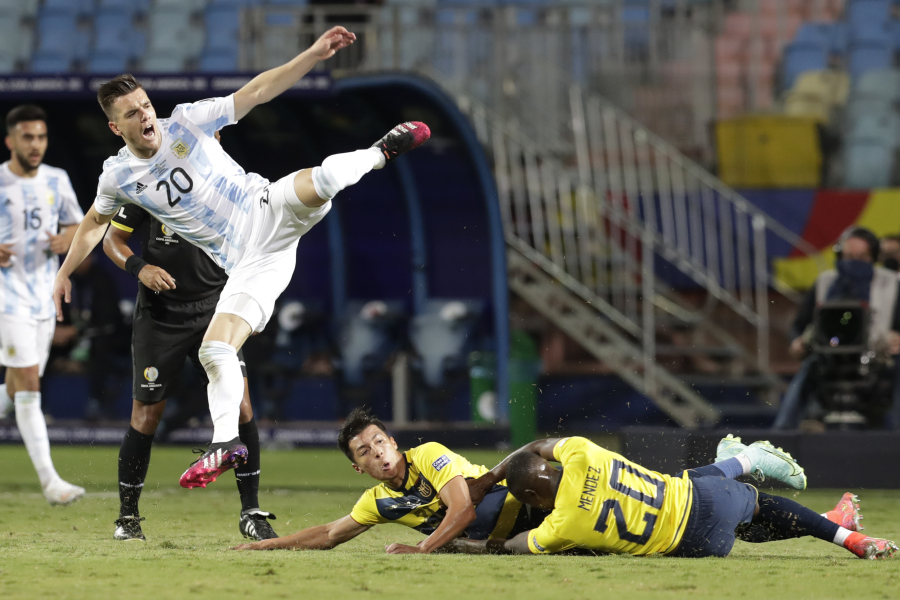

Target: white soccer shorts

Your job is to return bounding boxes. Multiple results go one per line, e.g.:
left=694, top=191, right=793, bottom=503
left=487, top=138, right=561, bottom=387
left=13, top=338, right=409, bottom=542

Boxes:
left=215, top=170, right=331, bottom=333
left=0, top=314, right=55, bottom=375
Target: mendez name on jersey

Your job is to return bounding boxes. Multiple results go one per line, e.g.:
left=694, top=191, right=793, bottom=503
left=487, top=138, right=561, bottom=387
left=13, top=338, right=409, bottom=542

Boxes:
left=0, top=162, right=84, bottom=318
left=93, top=95, right=268, bottom=274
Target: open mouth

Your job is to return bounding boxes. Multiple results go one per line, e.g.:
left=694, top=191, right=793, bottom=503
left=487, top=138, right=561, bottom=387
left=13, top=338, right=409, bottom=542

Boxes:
left=142, top=124, right=156, bottom=141
left=382, top=461, right=391, bottom=471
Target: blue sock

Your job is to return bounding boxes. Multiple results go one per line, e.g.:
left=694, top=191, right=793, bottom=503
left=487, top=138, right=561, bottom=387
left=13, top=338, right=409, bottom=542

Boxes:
left=679, top=459, right=743, bottom=480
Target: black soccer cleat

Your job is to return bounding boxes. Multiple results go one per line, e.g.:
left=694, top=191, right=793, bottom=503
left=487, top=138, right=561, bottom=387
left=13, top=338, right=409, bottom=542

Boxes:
left=114, top=516, right=146, bottom=541
left=239, top=510, right=278, bottom=541
left=371, top=121, right=431, bottom=163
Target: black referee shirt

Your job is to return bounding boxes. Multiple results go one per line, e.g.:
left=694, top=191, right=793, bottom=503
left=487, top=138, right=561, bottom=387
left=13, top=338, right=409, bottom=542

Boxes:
left=110, top=203, right=227, bottom=307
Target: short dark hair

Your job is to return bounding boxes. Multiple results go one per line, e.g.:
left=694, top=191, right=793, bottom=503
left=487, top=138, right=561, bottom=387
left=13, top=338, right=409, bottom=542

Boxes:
left=6, top=104, right=47, bottom=135
left=505, top=451, right=545, bottom=499
left=882, top=234, right=900, bottom=244
left=337, top=407, right=389, bottom=461
left=97, top=74, right=144, bottom=120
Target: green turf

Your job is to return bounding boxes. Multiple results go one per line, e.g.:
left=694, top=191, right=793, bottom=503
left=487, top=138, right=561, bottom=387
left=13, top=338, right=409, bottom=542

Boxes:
left=0, top=445, right=897, bottom=600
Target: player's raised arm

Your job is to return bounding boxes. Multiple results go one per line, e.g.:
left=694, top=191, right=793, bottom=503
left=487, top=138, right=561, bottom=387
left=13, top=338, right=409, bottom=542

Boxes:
left=52, top=205, right=113, bottom=321
left=232, top=26, right=355, bottom=121
left=467, top=438, right=562, bottom=505
left=385, top=475, right=477, bottom=555
left=231, top=514, right=370, bottom=551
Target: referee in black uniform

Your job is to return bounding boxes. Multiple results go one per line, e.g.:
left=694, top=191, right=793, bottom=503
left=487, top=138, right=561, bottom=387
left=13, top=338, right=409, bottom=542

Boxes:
left=103, top=169, right=278, bottom=542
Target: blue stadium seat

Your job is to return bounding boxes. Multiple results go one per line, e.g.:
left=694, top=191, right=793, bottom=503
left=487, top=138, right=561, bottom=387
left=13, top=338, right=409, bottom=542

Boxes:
left=199, top=48, right=239, bottom=71
left=35, top=13, right=80, bottom=59
left=266, top=0, right=309, bottom=5
left=622, top=5, right=650, bottom=51
left=29, top=52, right=71, bottom=73
left=848, top=112, right=900, bottom=145
left=844, top=96, right=894, bottom=132
left=87, top=52, right=130, bottom=73
left=830, top=22, right=849, bottom=55
left=847, top=0, right=891, bottom=29
left=781, top=42, right=829, bottom=90
left=94, top=9, right=145, bottom=59
left=42, top=0, right=93, bottom=17
left=793, top=23, right=832, bottom=48
left=848, top=40, right=894, bottom=81
left=844, top=138, right=894, bottom=188
left=337, top=301, right=406, bottom=387
left=204, top=7, right=241, bottom=52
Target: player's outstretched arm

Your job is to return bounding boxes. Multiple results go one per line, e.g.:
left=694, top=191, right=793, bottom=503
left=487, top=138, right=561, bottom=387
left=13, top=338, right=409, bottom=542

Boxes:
left=231, top=514, right=370, bottom=551
left=103, top=224, right=176, bottom=292
left=444, top=531, right=533, bottom=556
left=52, top=206, right=113, bottom=321
left=467, top=439, right=562, bottom=505
left=233, top=26, right=355, bottom=121
left=385, top=475, right=477, bottom=555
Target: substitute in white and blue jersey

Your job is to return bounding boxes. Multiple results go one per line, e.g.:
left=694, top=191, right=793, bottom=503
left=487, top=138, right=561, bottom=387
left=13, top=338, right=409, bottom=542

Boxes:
left=0, top=104, right=85, bottom=507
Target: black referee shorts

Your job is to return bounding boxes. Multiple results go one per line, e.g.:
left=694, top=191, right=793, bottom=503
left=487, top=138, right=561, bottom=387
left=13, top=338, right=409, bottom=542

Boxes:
left=132, top=295, right=247, bottom=404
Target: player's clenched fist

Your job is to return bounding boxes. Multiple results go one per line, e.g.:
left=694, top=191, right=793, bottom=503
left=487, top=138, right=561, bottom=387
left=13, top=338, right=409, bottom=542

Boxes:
left=137, top=264, right=176, bottom=292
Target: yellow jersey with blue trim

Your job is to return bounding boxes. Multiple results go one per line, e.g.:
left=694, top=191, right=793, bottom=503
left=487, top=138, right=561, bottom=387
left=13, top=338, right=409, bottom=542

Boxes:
left=527, top=437, right=693, bottom=556
left=350, top=442, right=524, bottom=539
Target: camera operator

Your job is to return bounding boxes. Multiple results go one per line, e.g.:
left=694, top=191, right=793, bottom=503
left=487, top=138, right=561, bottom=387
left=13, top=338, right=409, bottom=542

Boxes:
left=774, top=227, right=900, bottom=429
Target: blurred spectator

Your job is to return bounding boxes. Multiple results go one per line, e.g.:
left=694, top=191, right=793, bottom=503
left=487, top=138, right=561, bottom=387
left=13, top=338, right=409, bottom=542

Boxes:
left=880, top=234, right=900, bottom=273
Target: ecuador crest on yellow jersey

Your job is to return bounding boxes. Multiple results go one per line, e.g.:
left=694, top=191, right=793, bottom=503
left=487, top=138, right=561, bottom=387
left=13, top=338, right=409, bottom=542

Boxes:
left=350, top=442, right=524, bottom=539
left=527, top=437, right=693, bottom=556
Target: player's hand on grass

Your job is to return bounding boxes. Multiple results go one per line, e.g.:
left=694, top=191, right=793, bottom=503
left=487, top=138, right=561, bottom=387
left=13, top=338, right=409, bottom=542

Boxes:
left=0, top=243, right=15, bottom=267
left=385, top=543, right=426, bottom=555
left=138, top=265, right=176, bottom=292
left=230, top=543, right=257, bottom=551
left=309, top=26, right=356, bottom=61
left=52, top=273, right=71, bottom=322
left=47, top=232, right=69, bottom=255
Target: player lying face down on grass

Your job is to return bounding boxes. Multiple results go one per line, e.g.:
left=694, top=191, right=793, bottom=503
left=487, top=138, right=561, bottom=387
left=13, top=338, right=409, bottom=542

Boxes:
left=232, top=407, right=546, bottom=553
left=446, top=436, right=897, bottom=560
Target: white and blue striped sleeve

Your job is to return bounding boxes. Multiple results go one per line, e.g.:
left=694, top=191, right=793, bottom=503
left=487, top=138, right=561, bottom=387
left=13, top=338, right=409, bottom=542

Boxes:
left=174, top=95, right=236, bottom=137
left=92, top=171, right=124, bottom=216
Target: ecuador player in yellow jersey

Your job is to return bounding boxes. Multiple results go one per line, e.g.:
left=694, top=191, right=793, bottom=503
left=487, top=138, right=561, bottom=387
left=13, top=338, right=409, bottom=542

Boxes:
left=232, top=408, right=545, bottom=553
left=451, top=437, right=898, bottom=560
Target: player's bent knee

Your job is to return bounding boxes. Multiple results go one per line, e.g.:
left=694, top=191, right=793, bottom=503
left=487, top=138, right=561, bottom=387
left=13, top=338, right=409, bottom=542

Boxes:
left=198, top=340, right=239, bottom=382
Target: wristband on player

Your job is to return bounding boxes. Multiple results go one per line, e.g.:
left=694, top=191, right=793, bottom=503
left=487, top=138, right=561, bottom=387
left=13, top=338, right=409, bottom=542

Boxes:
left=125, top=255, right=149, bottom=278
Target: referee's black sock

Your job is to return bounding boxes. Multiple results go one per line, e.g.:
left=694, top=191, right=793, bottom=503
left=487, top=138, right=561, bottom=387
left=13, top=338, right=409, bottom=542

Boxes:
left=118, top=427, right=154, bottom=518
left=740, top=492, right=840, bottom=544
left=236, top=419, right=261, bottom=512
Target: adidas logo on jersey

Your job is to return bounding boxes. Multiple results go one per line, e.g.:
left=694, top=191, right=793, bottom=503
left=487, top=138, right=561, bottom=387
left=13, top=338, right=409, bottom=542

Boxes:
left=135, top=182, right=147, bottom=194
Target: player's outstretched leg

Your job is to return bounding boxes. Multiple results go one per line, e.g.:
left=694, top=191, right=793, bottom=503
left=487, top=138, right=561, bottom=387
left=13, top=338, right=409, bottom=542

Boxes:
left=715, top=434, right=807, bottom=490
left=307, top=122, right=431, bottom=202
left=235, top=417, right=278, bottom=541
left=14, top=389, right=85, bottom=505
left=737, top=492, right=861, bottom=543
left=745, top=492, right=897, bottom=559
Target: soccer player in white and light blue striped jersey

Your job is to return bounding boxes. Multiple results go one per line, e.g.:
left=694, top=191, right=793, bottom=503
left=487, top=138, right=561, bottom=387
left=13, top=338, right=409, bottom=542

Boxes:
left=1, top=104, right=85, bottom=505
left=52, top=26, right=431, bottom=489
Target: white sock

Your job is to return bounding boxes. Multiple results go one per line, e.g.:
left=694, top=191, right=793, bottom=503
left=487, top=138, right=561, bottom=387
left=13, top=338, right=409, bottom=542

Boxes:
left=735, top=453, right=753, bottom=475
left=833, top=527, right=853, bottom=546
left=198, top=341, right=243, bottom=443
left=0, top=383, right=12, bottom=417
left=14, top=391, right=59, bottom=487
left=310, top=148, right=385, bottom=200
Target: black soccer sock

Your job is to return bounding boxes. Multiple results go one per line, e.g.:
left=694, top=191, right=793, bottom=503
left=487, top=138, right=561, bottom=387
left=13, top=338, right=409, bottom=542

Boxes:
left=235, top=419, right=261, bottom=512
left=118, top=426, right=154, bottom=518
left=739, top=492, right=840, bottom=544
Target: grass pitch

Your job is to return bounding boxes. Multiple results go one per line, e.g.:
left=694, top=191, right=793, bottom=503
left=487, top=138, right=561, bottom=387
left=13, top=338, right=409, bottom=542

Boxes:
left=0, top=444, right=897, bottom=600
